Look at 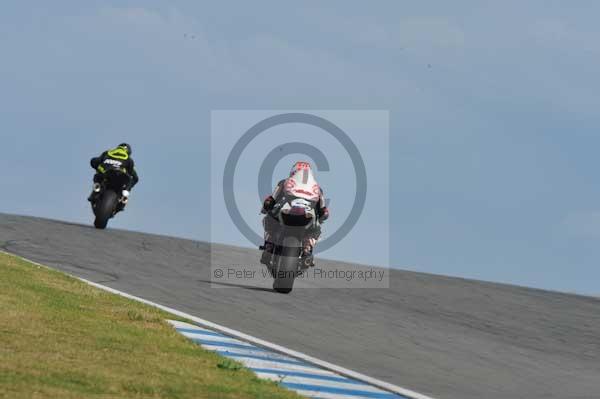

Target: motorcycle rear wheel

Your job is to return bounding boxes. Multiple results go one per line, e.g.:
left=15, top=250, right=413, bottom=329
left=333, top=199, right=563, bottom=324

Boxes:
left=94, top=190, right=118, bottom=229
left=272, top=253, right=299, bottom=294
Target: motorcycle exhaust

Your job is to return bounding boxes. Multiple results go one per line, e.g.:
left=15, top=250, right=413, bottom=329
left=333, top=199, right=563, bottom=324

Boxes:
left=120, top=190, right=130, bottom=204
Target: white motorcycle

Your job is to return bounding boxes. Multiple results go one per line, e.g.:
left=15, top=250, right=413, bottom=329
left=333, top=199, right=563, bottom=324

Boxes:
left=261, top=196, right=320, bottom=293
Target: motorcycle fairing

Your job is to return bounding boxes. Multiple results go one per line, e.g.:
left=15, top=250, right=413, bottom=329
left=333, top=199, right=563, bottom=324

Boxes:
left=284, top=165, right=320, bottom=201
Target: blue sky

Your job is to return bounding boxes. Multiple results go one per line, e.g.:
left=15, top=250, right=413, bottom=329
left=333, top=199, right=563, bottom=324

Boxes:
left=1, top=1, right=600, bottom=295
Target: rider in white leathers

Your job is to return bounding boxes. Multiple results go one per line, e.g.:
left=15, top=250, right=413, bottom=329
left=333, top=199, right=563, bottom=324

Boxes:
left=261, top=161, right=329, bottom=266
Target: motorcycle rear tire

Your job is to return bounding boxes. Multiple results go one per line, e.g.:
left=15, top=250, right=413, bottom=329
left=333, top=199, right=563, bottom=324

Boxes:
left=272, top=254, right=298, bottom=294
left=94, top=190, right=118, bottom=229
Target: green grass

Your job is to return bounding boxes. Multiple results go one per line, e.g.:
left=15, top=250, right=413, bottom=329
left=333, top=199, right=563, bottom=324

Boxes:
left=0, top=252, right=301, bottom=399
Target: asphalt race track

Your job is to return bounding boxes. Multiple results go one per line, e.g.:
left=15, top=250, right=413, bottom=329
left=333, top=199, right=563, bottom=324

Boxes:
left=1, top=213, right=599, bottom=399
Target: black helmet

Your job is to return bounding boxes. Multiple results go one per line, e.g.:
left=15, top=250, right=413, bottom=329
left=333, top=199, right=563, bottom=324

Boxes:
left=118, top=143, right=132, bottom=155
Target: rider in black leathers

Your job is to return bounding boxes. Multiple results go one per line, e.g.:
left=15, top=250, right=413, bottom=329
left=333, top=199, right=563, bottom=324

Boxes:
left=88, top=143, right=139, bottom=204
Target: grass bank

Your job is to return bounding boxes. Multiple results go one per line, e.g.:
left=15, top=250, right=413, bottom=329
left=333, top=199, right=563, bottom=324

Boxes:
left=0, top=252, right=300, bottom=399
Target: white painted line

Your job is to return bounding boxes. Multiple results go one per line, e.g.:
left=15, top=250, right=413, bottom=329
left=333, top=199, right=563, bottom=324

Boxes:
left=212, top=346, right=304, bottom=362
left=249, top=369, right=362, bottom=384
left=256, top=374, right=384, bottom=393
left=169, top=320, right=207, bottom=330
left=180, top=332, right=250, bottom=345
left=216, top=351, right=307, bottom=366
left=1, top=250, right=436, bottom=399
left=293, top=389, right=388, bottom=399
left=233, top=358, right=344, bottom=376
left=200, top=344, right=267, bottom=354
left=172, top=320, right=400, bottom=399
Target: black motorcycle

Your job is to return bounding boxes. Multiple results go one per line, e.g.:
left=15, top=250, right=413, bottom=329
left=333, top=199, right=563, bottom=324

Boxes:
left=261, top=198, right=318, bottom=294
left=91, top=168, right=130, bottom=229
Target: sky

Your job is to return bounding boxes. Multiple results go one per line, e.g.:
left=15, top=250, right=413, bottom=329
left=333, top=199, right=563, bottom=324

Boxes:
left=1, top=1, right=600, bottom=295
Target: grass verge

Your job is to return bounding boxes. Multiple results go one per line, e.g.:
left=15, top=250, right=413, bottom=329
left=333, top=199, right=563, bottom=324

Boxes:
left=0, top=252, right=301, bottom=399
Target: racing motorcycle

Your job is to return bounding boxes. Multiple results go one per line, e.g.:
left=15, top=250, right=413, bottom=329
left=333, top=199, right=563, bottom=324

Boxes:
left=260, top=197, right=318, bottom=294
left=90, top=167, right=131, bottom=229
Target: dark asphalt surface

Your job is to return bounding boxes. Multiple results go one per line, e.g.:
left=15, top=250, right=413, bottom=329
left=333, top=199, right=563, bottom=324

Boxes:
left=1, top=213, right=599, bottom=399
